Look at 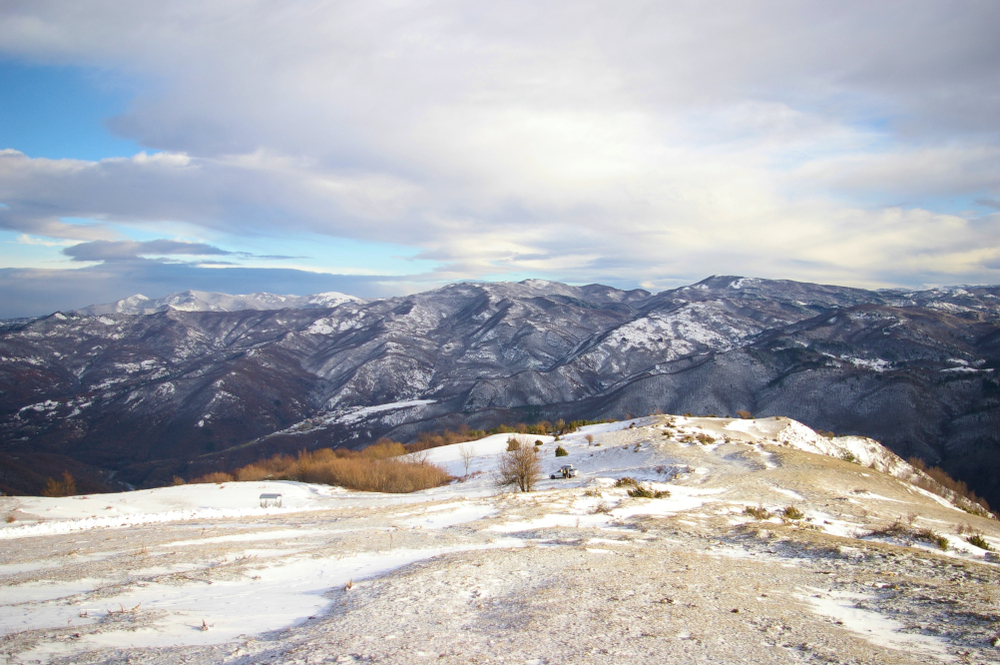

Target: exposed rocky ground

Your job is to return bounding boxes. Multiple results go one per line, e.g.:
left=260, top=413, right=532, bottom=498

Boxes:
left=3, top=417, right=1000, bottom=664
left=1, top=276, right=998, bottom=507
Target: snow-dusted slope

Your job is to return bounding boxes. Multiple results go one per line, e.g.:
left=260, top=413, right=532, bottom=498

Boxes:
left=2, top=416, right=998, bottom=664
left=78, top=289, right=360, bottom=315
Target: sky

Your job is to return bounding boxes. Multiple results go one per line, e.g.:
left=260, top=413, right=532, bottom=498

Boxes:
left=1, top=1, right=999, bottom=318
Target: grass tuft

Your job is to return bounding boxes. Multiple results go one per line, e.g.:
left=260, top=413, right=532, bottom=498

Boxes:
left=744, top=505, right=771, bottom=520
left=781, top=506, right=805, bottom=520
left=967, top=533, right=992, bottom=550
left=627, top=486, right=670, bottom=499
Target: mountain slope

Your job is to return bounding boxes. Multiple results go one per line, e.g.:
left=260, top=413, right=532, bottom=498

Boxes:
left=1, top=277, right=997, bottom=505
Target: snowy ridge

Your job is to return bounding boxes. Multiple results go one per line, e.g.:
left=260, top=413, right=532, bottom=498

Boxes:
left=3, top=415, right=1000, bottom=663
left=77, top=289, right=360, bottom=315
left=724, top=417, right=909, bottom=477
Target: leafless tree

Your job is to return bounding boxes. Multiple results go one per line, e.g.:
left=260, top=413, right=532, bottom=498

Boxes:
left=459, top=444, right=475, bottom=478
left=494, top=436, right=541, bottom=492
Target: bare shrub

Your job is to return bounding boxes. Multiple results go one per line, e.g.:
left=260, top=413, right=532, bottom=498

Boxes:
left=212, top=439, right=452, bottom=493
left=459, top=444, right=475, bottom=478
left=317, top=457, right=448, bottom=493
left=41, top=471, right=77, bottom=497
left=736, top=410, right=752, bottom=419
left=591, top=501, right=612, bottom=514
left=866, top=519, right=911, bottom=539
left=408, top=449, right=430, bottom=466
left=494, top=437, right=541, bottom=492
left=907, top=457, right=991, bottom=515
left=192, top=471, right=234, bottom=484
left=171, top=476, right=186, bottom=486
left=614, top=477, right=639, bottom=488
left=235, top=464, right=270, bottom=481
left=363, top=440, right=408, bottom=459
left=406, top=426, right=486, bottom=453
left=585, top=434, right=595, bottom=445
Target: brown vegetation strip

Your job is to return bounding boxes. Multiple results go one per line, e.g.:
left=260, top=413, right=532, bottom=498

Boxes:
left=193, top=442, right=451, bottom=493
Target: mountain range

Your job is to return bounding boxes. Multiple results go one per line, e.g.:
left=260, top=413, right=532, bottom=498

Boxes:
left=76, top=289, right=360, bottom=316
left=1, top=276, right=997, bottom=506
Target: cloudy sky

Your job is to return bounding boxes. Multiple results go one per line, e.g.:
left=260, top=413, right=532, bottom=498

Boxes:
left=1, top=1, right=999, bottom=317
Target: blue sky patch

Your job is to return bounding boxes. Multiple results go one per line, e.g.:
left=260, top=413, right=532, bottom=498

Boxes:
left=0, top=60, right=143, bottom=161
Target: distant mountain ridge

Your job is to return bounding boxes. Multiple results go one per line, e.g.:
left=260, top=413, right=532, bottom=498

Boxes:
left=1, top=276, right=997, bottom=507
left=77, top=289, right=361, bottom=315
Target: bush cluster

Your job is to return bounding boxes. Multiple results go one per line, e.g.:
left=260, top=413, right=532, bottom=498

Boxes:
left=908, top=457, right=991, bottom=515
left=193, top=441, right=450, bottom=493
left=42, top=471, right=77, bottom=497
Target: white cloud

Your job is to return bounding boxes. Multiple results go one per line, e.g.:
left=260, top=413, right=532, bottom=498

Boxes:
left=15, top=234, right=77, bottom=247
left=0, top=1, right=999, bottom=297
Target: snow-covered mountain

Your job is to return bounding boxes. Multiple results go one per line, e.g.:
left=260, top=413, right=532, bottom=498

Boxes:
left=77, top=289, right=361, bottom=315
left=1, top=276, right=998, bottom=508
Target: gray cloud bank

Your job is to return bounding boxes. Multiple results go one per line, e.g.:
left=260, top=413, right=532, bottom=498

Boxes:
left=63, top=239, right=231, bottom=262
left=0, top=1, right=999, bottom=304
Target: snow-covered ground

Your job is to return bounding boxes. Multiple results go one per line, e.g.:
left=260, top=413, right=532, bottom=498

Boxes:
left=2, top=415, right=999, bottom=664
